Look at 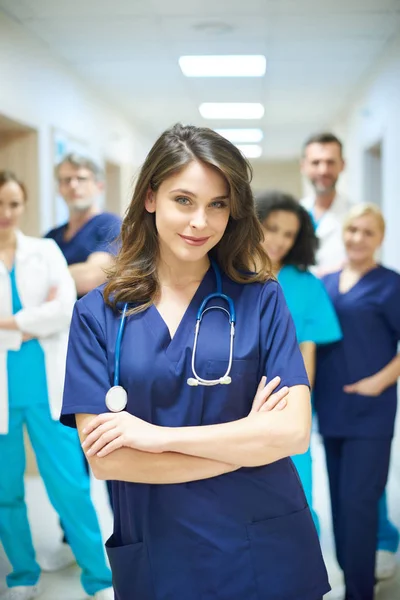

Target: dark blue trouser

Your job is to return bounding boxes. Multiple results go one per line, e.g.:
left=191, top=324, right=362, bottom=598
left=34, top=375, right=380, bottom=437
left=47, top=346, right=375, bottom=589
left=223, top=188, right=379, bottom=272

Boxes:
left=323, top=437, right=392, bottom=600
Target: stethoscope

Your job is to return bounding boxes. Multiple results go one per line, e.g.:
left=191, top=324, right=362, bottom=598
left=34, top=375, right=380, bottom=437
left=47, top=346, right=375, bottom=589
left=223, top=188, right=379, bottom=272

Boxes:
left=105, top=260, right=236, bottom=412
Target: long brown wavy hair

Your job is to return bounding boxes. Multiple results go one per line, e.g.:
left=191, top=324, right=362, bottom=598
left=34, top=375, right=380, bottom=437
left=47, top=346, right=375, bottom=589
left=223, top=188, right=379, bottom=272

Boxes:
left=104, top=123, right=272, bottom=313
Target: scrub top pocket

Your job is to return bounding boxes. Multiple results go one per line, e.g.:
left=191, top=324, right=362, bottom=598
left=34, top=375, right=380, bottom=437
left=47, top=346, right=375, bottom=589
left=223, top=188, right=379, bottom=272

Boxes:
left=106, top=535, right=155, bottom=600
left=247, top=507, right=329, bottom=600
left=350, top=393, right=378, bottom=418
left=202, top=359, right=258, bottom=423
left=206, top=358, right=258, bottom=378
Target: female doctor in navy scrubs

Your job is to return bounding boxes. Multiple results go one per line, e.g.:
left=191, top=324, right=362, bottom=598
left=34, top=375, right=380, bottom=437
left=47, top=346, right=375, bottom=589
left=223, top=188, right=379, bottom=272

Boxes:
left=314, top=203, right=400, bottom=600
left=61, top=124, right=330, bottom=600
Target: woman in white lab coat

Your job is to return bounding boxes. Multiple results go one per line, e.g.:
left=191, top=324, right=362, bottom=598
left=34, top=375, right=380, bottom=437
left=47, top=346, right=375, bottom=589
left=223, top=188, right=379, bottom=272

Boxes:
left=0, top=171, right=113, bottom=600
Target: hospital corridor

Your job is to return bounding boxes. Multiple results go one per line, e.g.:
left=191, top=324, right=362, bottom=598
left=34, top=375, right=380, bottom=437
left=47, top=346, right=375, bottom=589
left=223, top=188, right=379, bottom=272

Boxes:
left=1, top=1, right=400, bottom=599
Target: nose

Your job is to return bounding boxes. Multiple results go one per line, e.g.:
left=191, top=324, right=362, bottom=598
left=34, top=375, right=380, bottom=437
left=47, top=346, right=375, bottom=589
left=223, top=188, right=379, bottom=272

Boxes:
left=318, top=161, right=329, bottom=175
left=69, top=178, right=79, bottom=189
left=190, top=208, right=208, bottom=230
left=352, top=231, right=363, bottom=243
left=0, top=206, right=12, bottom=219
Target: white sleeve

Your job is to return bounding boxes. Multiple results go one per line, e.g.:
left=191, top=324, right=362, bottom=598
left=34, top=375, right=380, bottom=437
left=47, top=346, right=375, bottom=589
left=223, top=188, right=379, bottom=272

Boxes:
left=0, top=330, right=23, bottom=351
left=14, top=240, right=77, bottom=337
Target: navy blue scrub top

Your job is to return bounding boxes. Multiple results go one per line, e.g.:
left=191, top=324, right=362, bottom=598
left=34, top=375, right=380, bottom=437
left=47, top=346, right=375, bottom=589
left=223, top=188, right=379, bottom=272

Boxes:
left=314, top=266, right=400, bottom=439
left=45, top=212, right=121, bottom=266
left=61, top=267, right=330, bottom=600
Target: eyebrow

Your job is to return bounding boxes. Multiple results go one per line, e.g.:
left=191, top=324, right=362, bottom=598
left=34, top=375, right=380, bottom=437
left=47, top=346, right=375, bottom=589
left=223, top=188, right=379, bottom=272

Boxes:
left=169, top=188, right=230, bottom=201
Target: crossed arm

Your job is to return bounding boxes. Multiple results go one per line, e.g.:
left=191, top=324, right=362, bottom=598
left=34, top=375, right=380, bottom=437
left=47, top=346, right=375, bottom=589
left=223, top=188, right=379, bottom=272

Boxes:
left=76, top=379, right=310, bottom=485
left=69, top=251, right=114, bottom=296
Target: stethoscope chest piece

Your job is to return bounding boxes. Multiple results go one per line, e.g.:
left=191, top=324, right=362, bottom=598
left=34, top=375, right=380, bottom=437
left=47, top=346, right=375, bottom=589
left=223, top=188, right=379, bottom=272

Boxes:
left=105, top=385, right=128, bottom=413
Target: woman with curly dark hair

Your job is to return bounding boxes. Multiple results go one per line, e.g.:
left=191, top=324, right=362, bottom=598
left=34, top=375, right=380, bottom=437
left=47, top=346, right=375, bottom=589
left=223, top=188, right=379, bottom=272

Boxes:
left=256, top=190, right=342, bottom=535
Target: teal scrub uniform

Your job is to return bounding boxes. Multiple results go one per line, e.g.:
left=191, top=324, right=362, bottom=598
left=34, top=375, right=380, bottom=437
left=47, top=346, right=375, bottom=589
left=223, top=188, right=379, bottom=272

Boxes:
left=278, top=265, right=342, bottom=534
left=0, top=266, right=112, bottom=594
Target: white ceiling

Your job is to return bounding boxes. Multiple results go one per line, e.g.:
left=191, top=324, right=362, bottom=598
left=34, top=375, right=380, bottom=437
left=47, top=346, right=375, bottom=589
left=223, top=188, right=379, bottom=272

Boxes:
left=1, top=0, right=400, bottom=159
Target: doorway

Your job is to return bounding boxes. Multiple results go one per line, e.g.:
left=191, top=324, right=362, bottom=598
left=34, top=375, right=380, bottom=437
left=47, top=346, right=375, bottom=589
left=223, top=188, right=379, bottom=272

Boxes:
left=105, top=160, right=122, bottom=216
left=0, top=114, right=40, bottom=236
left=363, top=141, right=382, bottom=208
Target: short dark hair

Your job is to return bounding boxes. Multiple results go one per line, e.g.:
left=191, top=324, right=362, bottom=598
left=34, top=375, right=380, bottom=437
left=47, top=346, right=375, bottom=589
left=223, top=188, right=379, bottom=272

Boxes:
left=255, top=190, right=318, bottom=270
left=0, top=170, right=28, bottom=201
left=55, top=153, right=104, bottom=181
left=302, top=132, right=343, bottom=157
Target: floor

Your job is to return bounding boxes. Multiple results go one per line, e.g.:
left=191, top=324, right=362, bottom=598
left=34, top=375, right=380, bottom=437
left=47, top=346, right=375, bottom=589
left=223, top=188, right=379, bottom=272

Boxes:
left=1, top=424, right=399, bottom=599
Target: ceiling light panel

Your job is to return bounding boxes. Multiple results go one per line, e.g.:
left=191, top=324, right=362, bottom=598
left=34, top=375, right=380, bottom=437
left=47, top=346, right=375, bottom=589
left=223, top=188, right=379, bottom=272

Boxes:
left=215, top=128, right=264, bottom=143
left=179, top=55, right=266, bottom=77
left=235, top=144, right=263, bottom=159
left=199, top=103, right=265, bottom=119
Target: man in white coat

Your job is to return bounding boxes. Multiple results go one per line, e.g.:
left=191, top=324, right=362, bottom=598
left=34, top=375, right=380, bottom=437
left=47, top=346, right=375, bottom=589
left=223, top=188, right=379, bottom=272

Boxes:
left=300, top=132, right=350, bottom=275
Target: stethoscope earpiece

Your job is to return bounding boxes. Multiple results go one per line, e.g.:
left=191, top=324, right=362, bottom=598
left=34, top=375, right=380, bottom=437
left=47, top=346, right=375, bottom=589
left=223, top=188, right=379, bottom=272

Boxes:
left=219, top=376, right=232, bottom=385
left=187, top=378, right=200, bottom=387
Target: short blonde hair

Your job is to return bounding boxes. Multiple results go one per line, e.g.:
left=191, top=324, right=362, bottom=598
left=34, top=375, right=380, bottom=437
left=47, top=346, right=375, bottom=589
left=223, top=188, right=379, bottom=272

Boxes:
left=343, top=203, right=385, bottom=236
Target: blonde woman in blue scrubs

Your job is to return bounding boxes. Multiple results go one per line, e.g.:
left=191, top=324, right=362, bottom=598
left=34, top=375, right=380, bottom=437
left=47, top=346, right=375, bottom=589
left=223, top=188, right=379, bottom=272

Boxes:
left=256, top=190, right=342, bottom=534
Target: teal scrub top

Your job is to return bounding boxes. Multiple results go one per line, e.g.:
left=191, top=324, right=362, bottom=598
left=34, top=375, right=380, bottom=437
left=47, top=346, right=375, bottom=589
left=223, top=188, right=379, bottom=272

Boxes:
left=277, top=265, right=342, bottom=345
left=7, top=266, right=48, bottom=408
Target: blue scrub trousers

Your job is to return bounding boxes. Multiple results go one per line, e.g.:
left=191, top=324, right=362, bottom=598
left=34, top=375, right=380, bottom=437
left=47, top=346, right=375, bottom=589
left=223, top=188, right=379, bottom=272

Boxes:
left=291, top=447, right=398, bottom=550
left=61, top=452, right=113, bottom=545
left=323, top=437, right=392, bottom=600
left=0, top=404, right=112, bottom=594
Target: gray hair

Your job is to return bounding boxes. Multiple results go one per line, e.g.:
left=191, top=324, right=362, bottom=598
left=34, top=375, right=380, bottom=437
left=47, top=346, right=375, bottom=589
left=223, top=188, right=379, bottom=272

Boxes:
left=55, top=153, right=104, bottom=181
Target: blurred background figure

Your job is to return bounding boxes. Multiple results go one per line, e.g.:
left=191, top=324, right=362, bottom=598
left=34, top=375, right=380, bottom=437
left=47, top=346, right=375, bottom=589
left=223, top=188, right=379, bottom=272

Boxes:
left=255, top=190, right=342, bottom=535
left=46, top=153, right=121, bottom=298
left=300, top=133, right=350, bottom=275
left=314, top=204, right=400, bottom=600
left=300, top=132, right=399, bottom=582
left=42, top=153, right=122, bottom=571
left=0, top=171, right=113, bottom=600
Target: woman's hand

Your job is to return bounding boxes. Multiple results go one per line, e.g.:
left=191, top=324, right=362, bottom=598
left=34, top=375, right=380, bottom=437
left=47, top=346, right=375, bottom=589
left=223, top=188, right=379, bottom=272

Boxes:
left=22, top=333, right=35, bottom=342
left=82, top=412, right=166, bottom=458
left=46, top=286, right=58, bottom=302
left=250, top=376, right=289, bottom=413
left=343, top=375, right=384, bottom=397
left=82, top=376, right=289, bottom=459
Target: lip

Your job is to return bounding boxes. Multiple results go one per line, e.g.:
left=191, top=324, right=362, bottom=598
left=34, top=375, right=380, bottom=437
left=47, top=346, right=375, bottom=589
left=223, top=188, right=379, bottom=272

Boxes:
left=0, top=221, right=12, bottom=227
left=266, top=248, right=282, bottom=258
left=179, top=234, right=210, bottom=246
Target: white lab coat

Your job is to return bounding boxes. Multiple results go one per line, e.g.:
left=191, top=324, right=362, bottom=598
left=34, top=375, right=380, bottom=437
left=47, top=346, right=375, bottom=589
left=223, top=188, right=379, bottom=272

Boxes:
left=301, top=193, right=352, bottom=269
left=0, top=231, right=76, bottom=434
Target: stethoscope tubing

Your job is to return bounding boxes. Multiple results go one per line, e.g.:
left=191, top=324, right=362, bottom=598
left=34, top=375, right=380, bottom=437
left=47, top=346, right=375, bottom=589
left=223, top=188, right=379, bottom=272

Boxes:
left=107, top=260, right=236, bottom=412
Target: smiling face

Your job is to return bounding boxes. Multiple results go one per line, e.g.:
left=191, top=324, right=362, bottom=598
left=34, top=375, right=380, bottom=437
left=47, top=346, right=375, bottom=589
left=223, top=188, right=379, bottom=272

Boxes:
left=343, top=213, right=384, bottom=265
left=0, top=181, right=26, bottom=235
left=145, top=160, right=230, bottom=268
left=301, top=142, right=344, bottom=195
left=260, top=210, right=300, bottom=268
